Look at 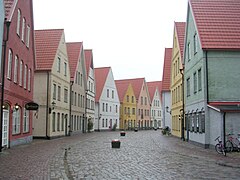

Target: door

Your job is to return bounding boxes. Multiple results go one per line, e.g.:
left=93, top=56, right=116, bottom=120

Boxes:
left=2, top=109, right=9, bottom=147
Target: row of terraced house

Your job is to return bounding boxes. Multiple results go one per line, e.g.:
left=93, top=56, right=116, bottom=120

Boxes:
left=162, top=0, right=240, bottom=148
left=0, top=0, right=163, bottom=150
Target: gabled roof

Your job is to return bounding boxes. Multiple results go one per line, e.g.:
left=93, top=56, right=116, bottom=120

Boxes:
left=115, top=80, right=131, bottom=103
left=66, top=42, right=83, bottom=81
left=94, top=67, right=111, bottom=102
left=114, top=78, right=145, bottom=100
left=190, top=0, right=240, bottom=50
left=84, top=49, right=93, bottom=78
left=162, top=48, right=172, bottom=92
left=4, top=0, right=17, bottom=21
left=175, top=22, right=186, bottom=61
left=147, top=81, right=162, bottom=102
left=35, top=29, right=64, bottom=71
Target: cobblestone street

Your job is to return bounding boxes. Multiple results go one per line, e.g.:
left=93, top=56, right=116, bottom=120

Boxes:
left=0, top=130, right=239, bottom=179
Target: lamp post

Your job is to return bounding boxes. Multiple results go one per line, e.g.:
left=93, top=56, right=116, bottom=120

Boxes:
left=180, top=66, right=185, bottom=141
left=98, top=113, right=102, bottom=131
left=0, top=20, right=11, bottom=152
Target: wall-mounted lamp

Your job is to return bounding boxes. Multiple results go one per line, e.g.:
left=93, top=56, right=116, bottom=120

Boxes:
left=165, top=106, right=171, bottom=114
left=14, top=103, right=20, bottom=111
left=49, top=101, right=56, bottom=114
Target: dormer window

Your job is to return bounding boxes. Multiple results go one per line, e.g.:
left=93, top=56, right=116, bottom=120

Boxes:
left=21, top=18, right=26, bottom=42
left=17, top=9, right=21, bottom=36
left=194, top=33, right=198, bottom=54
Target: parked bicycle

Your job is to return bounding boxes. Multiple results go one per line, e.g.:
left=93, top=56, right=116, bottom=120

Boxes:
left=225, top=133, right=240, bottom=152
left=215, top=136, right=226, bottom=156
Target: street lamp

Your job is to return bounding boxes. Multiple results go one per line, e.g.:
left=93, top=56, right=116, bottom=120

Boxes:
left=0, top=20, right=11, bottom=152
left=98, top=113, right=102, bottom=131
left=165, top=106, right=171, bottom=114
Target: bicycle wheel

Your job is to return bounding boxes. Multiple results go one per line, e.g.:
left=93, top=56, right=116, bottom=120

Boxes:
left=215, top=143, right=224, bottom=154
left=225, top=140, right=233, bottom=152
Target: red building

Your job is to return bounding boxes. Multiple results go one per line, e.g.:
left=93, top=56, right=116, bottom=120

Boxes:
left=1, top=0, right=35, bottom=148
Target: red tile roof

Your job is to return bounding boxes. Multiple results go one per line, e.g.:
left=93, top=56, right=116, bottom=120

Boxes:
left=66, top=42, right=83, bottom=81
left=115, top=78, right=145, bottom=101
left=84, top=49, right=93, bottom=78
left=115, top=80, right=131, bottom=102
left=4, top=0, right=15, bottom=21
left=35, top=29, right=64, bottom=71
left=162, top=48, right=172, bottom=92
left=175, top=22, right=186, bottom=61
left=94, top=67, right=111, bottom=102
left=147, top=81, right=162, bottom=102
left=190, top=0, right=240, bottom=50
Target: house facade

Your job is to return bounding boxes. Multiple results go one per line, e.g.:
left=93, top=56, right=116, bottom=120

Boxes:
left=1, top=0, right=35, bottom=148
left=94, top=67, right=120, bottom=131
left=162, top=48, right=172, bottom=130
left=67, top=42, right=87, bottom=134
left=170, top=22, right=185, bottom=139
left=84, top=49, right=95, bottom=132
left=147, top=81, right=162, bottom=129
left=184, top=0, right=240, bottom=147
left=115, top=81, right=137, bottom=130
left=33, top=29, right=70, bottom=139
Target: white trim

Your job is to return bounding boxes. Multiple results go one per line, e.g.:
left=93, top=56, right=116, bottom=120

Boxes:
left=207, top=104, right=221, bottom=112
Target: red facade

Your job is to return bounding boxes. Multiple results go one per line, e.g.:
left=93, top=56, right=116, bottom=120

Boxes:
left=2, top=0, right=35, bottom=147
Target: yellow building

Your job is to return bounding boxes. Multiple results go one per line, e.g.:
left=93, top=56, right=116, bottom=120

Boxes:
left=115, top=81, right=137, bottom=130
left=171, top=22, right=186, bottom=139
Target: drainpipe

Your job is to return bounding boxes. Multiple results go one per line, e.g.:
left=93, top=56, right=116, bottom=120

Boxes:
left=69, top=81, right=73, bottom=136
left=205, top=51, right=209, bottom=103
left=223, top=112, right=226, bottom=153
left=46, top=71, right=50, bottom=139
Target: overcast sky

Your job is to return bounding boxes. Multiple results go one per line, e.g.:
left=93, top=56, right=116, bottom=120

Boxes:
left=33, top=0, right=188, bottom=82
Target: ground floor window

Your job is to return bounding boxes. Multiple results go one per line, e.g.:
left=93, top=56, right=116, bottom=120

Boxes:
left=12, top=108, right=21, bottom=134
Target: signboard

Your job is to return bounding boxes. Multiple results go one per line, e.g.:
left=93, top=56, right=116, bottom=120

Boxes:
left=25, top=102, right=39, bottom=110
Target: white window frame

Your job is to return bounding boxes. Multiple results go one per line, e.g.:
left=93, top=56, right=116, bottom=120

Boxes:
left=26, top=25, right=30, bottom=48
left=24, top=64, right=27, bottom=89
left=7, top=49, right=13, bottom=79
left=17, top=9, right=21, bottom=36
left=57, top=57, right=61, bottom=72
left=14, top=55, right=18, bottom=83
left=28, top=69, right=31, bottom=91
left=12, top=108, right=21, bottom=134
left=19, top=60, right=23, bottom=86
left=21, top=17, right=25, bottom=42
left=23, top=108, right=29, bottom=133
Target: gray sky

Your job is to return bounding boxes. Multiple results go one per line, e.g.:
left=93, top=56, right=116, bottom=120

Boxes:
left=33, top=0, right=188, bottom=82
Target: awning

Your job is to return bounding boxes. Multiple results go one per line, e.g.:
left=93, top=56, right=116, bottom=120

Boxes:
left=208, top=102, right=240, bottom=112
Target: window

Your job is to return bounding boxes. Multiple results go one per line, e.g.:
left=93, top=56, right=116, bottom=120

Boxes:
left=74, top=92, right=77, bottom=106
left=187, top=42, right=191, bottom=61
left=52, top=112, right=56, bottom=132
left=80, top=74, right=83, bottom=86
left=24, top=65, right=27, bottom=89
left=62, top=114, right=65, bottom=131
left=145, top=97, right=147, bottom=105
left=26, top=25, right=30, bottom=48
left=106, top=103, right=108, bottom=112
left=71, top=91, right=74, bottom=105
left=77, top=72, right=80, bottom=85
left=58, top=86, right=61, bottom=101
left=57, top=57, right=61, bottom=72
left=141, top=97, right=143, bottom=105
left=78, top=94, right=80, bottom=107
left=194, top=33, right=198, bottom=54
left=127, top=95, right=129, bottom=102
left=14, top=56, right=18, bottom=83
left=64, top=88, right=68, bottom=103
left=116, top=105, right=118, bottom=113
left=187, top=77, right=190, bottom=97
left=102, top=103, right=105, bottom=111
left=12, top=108, right=21, bottom=134
left=106, top=119, right=108, bottom=127
left=28, top=69, right=31, bottom=91
left=64, top=62, right=67, bottom=76
left=102, top=119, right=104, bottom=127
left=7, top=49, right=13, bottom=79
left=23, top=108, right=29, bottom=133
left=198, top=68, right=202, bottom=91
left=57, top=113, right=60, bottom=131
left=193, top=72, right=197, bottom=94
left=132, top=108, right=135, bottom=115
left=132, top=96, right=134, bottom=103
left=19, top=60, right=23, bottom=86
left=17, top=9, right=21, bottom=36
left=21, top=18, right=25, bottom=42
left=112, top=90, right=114, bottom=99
left=53, top=84, right=57, bottom=100
left=107, top=89, right=109, bottom=98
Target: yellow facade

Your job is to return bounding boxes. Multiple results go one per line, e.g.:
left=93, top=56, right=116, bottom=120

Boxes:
left=119, top=84, right=137, bottom=130
left=171, top=27, right=184, bottom=138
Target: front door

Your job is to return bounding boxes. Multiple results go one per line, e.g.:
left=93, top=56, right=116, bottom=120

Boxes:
left=2, top=109, right=9, bottom=147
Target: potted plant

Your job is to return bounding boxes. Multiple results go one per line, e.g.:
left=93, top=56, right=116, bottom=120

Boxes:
left=120, top=131, right=126, bottom=136
left=87, top=120, right=93, bottom=132
left=111, top=139, right=121, bottom=148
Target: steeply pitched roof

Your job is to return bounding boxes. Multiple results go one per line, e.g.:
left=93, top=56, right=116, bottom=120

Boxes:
left=84, top=49, right=93, bottom=78
left=115, top=80, right=131, bottom=102
left=190, top=0, right=240, bottom=50
left=66, top=42, right=83, bottom=81
left=4, top=0, right=16, bottom=21
left=162, top=48, right=172, bottom=92
left=35, top=29, right=64, bottom=71
left=94, top=67, right=111, bottom=102
left=115, top=78, right=145, bottom=100
left=175, top=22, right=186, bottom=61
left=147, top=81, right=162, bottom=102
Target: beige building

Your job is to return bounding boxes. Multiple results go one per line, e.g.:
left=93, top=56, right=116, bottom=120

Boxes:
left=67, top=42, right=87, bottom=134
left=171, top=22, right=185, bottom=139
left=33, top=29, right=70, bottom=138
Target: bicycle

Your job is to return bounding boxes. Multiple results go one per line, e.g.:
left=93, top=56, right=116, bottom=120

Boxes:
left=225, top=133, right=240, bottom=152
left=215, top=136, right=226, bottom=156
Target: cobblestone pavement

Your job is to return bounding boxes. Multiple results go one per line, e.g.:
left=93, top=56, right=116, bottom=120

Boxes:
left=0, top=130, right=240, bottom=180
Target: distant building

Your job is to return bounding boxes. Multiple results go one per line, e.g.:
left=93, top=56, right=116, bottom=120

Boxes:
left=33, top=29, right=70, bottom=139
left=94, top=67, right=120, bottom=131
